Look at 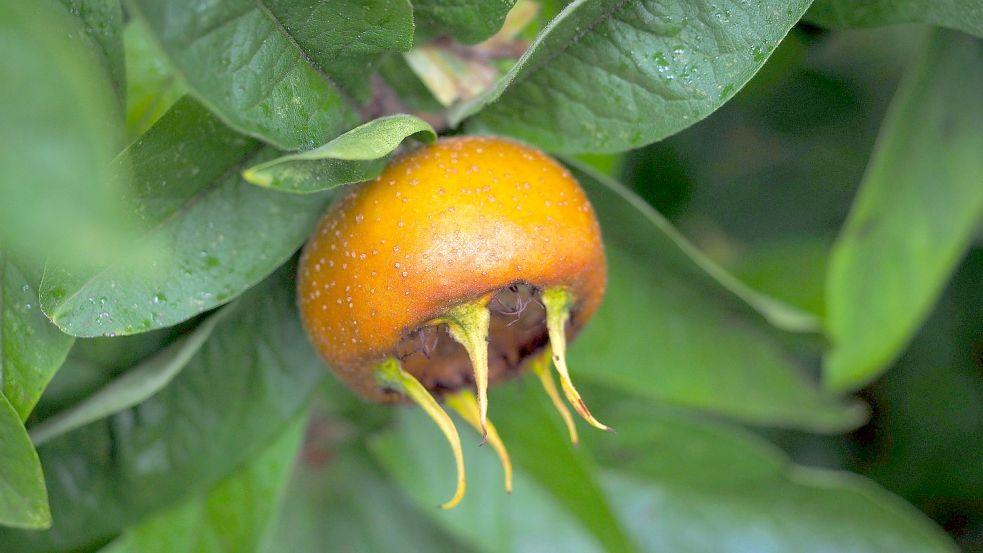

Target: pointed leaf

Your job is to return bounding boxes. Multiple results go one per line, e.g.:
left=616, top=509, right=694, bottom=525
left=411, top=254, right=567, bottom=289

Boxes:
left=243, top=115, right=436, bottom=193
left=825, top=31, right=983, bottom=391
left=452, top=0, right=812, bottom=153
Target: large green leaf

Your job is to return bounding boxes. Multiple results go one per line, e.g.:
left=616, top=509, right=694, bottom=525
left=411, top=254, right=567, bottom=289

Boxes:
left=807, top=0, right=983, bottom=39
left=572, top=162, right=863, bottom=431
left=0, top=0, right=130, bottom=271
left=0, top=254, right=74, bottom=421
left=262, top=0, right=414, bottom=101
left=371, top=409, right=606, bottom=553
left=98, top=414, right=305, bottom=553
left=243, top=114, right=436, bottom=192
left=583, top=391, right=958, bottom=553
left=413, top=0, right=517, bottom=44
left=58, top=0, right=125, bottom=96
left=452, top=0, right=812, bottom=154
left=126, top=0, right=413, bottom=150
left=40, top=98, right=335, bottom=337
left=824, top=30, right=983, bottom=391
left=0, top=269, right=325, bottom=552
left=29, top=307, right=224, bottom=445
left=0, top=394, right=49, bottom=529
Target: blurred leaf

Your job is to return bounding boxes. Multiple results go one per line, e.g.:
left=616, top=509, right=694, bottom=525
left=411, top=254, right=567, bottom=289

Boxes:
left=123, top=19, right=185, bottom=138
left=825, top=30, right=983, bottom=391
left=491, top=384, right=635, bottom=553
left=0, top=393, right=49, bottom=529
left=40, top=98, right=335, bottom=337
left=29, top=307, right=224, bottom=445
left=1, top=254, right=74, bottom=421
left=242, top=115, right=436, bottom=192
left=58, top=0, right=125, bottom=97
left=572, top=162, right=863, bottom=432
left=371, top=408, right=606, bottom=553
left=98, top=414, right=305, bottom=553
left=413, top=0, right=517, bottom=44
left=0, top=0, right=130, bottom=271
left=582, top=392, right=958, bottom=553
left=807, top=0, right=983, bottom=39
left=729, top=236, right=833, bottom=318
left=452, top=0, right=811, bottom=154
left=861, top=249, right=983, bottom=505
left=268, top=445, right=474, bottom=553
left=573, top=160, right=821, bottom=332
left=125, top=0, right=383, bottom=150
left=0, top=268, right=325, bottom=552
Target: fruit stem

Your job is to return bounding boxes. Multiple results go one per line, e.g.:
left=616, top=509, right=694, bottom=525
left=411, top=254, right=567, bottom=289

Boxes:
left=433, top=296, right=491, bottom=439
left=446, top=390, right=513, bottom=494
left=541, top=287, right=611, bottom=432
left=374, top=357, right=466, bottom=509
left=530, top=348, right=579, bottom=445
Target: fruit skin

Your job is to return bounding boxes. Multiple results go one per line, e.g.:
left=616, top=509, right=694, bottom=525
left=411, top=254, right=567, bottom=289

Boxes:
left=298, top=136, right=606, bottom=402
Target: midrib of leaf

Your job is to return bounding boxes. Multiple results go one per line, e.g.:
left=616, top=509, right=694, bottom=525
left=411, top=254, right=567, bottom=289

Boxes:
left=451, top=0, right=629, bottom=124
left=253, top=0, right=360, bottom=113
left=125, top=0, right=360, bottom=150
left=44, top=144, right=264, bottom=325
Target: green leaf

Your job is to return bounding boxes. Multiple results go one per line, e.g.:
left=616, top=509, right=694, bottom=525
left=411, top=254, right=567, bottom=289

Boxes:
left=267, top=445, right=474, bottom=553
left=58, top=0, right=126, bottom=97
left=491, top=384, right=635, bottom=553
left=371, top=408, right=607, bottom=553
left=824, top=30, right=983, bottom=391
left=452, top=0, right=812, bottom=154
left=0, top=268, right=325, bottom=552
left=261, top=0, right=415, bottom=101
left=413, top=0, right=517, bottom=44
left=242, top=115, right=436, bottom=192
left=0, top=254, right=74, bottom=421
left=98, top=414, right=306, bottom=553
left=583, top=392, right=958, bottom=553
left=728, top=236, right=833, bottom=319
left=125, top=0, right=380, bottom=150
left=571, top=162, right=863, bottom=432
left=29, top=308, right=224, bottom=446
left=0, top=0, right=130, bottom=271
left=123, top=19, right=186, bottom=138
left=807, top=0, right=983, bottom=39
left=0, top=393, right=49, bottom=529
left=39, top=97, right=335, bottom=337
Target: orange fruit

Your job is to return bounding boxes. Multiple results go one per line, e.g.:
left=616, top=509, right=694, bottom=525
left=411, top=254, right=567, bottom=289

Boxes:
left=298, top=136, right=608, bottom=508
